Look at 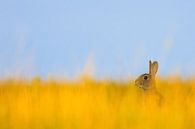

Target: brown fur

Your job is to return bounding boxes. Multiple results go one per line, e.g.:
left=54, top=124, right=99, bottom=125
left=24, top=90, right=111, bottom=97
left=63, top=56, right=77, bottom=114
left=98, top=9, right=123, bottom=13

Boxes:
left=135, top=60, right=164, bottom=105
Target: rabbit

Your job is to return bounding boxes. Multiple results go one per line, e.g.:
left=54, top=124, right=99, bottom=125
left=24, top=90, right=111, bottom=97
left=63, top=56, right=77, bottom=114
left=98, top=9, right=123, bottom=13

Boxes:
left=135, top=60, right=164, bottom=105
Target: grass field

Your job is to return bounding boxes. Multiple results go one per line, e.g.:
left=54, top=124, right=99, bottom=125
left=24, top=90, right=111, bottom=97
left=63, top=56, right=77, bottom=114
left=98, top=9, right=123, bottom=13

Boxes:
left=0, top=76, right=195, bottom=129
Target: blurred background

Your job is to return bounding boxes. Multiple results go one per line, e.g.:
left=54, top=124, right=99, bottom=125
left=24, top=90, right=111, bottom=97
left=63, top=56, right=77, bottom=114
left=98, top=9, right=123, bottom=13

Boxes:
left=0, top=0, right=195, bottom=79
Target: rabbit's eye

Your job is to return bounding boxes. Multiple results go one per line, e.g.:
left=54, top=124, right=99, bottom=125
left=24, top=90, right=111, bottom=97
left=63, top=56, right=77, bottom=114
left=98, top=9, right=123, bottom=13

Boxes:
left=144, top=75, right=148, bottom=80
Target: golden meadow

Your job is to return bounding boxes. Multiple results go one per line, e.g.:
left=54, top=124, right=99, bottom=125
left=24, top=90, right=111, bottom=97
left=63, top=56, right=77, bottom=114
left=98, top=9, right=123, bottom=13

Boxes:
left=0, top=76, right=195, bottom=129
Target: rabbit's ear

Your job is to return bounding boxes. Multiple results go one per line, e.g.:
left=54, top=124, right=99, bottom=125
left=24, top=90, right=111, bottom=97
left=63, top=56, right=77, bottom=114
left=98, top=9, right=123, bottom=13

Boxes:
left=149, top=60, right=152, bottom=74
left=151, top=61, right=158, bottom=77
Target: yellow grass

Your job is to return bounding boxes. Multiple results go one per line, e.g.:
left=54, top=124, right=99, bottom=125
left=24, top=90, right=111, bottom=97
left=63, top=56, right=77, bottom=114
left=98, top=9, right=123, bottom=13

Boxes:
left=0, top=76, right=195, bottom=129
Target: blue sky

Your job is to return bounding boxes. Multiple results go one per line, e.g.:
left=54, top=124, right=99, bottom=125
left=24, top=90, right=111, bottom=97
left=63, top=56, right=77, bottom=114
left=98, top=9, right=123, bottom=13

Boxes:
left=0, top=0, right=195, bottom=78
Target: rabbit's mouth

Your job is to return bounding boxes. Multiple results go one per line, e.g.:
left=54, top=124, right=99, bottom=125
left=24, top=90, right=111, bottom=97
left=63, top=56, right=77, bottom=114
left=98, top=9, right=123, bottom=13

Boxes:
left=135, top=81, right=150, bottom=90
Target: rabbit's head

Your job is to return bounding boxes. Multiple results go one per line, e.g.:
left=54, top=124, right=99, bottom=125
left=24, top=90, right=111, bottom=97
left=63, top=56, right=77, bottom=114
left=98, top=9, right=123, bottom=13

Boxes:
left=135, top=60, right=158, bottom=90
